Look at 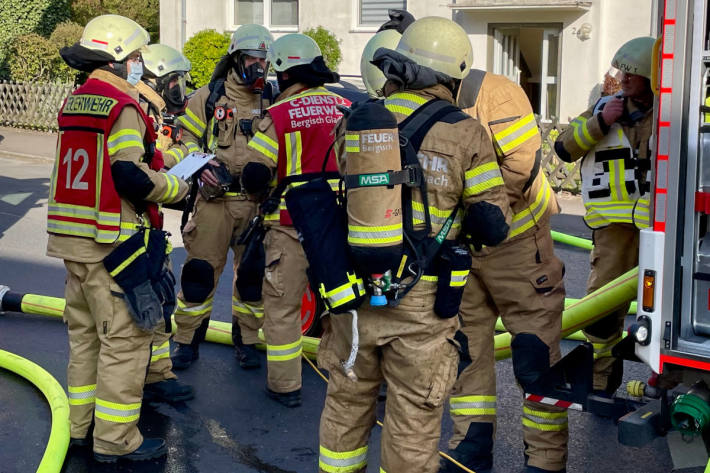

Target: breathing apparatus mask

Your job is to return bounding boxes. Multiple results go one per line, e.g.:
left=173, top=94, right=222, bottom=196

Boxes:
left=234, top=50, right=267, bottom=93
left=157, top=71, right=188, bottom=112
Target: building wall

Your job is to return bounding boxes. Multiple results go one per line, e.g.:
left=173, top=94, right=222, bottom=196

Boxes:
left=160, top=0, right=653, bottom=122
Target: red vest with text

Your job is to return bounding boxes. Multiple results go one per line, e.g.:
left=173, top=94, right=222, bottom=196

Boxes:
left=268, top=87, right=350, bottom=225
left=48, top=78, right=160, bottom=243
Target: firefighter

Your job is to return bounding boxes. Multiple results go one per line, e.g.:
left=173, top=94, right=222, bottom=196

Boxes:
left=555, top=36, right=655, bottom=397
left=135, top=43, right=195, bottom=403
left=49, top=14, right=188, bottom=461
left=243, top=33, right=349, bottom=407
left=169, top=24, right=274, bottom=371
left=374, top=11, right=567, bottom=472
left=318, top=17, right=510, bottom=473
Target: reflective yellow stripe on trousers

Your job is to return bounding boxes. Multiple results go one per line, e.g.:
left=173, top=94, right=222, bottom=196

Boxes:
left=449, top=395, right=497, bottom=416
left=151, top=340, right=171, bottom=363
left=95, top=398, right=141, bottom=423
left=232, top=298, right=264, bottom=318
left=266, top=337, right=303, bottom=362
left=522, top=406, right=568, bottom=432
left=319, top=445, right=368, bottom=473
left=67, top=384, right=96, bottom=406
left=175, top=297, right=214, bottom=317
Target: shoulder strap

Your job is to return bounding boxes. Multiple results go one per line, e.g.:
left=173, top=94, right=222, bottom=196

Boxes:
left=457, top=69, right=486, bottom=110
left=200, top=78, right=225, bottom=150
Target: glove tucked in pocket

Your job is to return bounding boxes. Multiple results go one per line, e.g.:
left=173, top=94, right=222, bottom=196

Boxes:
left=103, top=230, right=163, bottom=332
left=434, top=243, right=472, bottom=319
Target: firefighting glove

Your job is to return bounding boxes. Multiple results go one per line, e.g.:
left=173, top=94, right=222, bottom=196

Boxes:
left=145, top=229, right=177, bottom=332
left=462, top=201, right=510, bottom=250
left=103, top=231, right=163, bottom=332
left=236, top=223, right=266, bottom=302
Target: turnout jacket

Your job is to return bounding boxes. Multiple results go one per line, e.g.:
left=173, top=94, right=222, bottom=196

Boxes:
left=462, top=72, right=559, bottom=243
left=46, top=69, right=188, bottom=263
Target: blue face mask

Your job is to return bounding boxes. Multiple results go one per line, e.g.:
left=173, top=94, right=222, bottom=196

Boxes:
left=126, top=61, right=143, bottom=86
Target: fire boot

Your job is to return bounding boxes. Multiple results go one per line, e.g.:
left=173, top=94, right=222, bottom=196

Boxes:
left=143, top=379, right=195, bottom=402
left=94, top=438, right=167, bottom=463
left=232, top=317, right=261, bottom=369
left=439, top=422, right=494, bottom=473
left=523, top=466, right=566, bottom=473
left=171, top=318, right=210, bottom=370
left=265, top=387, right=302, bottom=408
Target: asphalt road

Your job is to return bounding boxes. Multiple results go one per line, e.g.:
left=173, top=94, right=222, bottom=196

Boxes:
left=0, top=154, right=699, bottom=473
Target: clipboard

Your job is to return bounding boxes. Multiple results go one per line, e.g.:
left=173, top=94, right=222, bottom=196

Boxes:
left=166, top=151, right=215, bottom=180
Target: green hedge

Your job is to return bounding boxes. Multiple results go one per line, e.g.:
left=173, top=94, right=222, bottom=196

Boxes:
left=0, top=0, right=70, bottom=74
left=69, top=0, right=159, bottom=42
left=49, top=21, right=84, bottom=49
left=183, top=29, right=231, bottom=89
left=304, top=26, right=342, bottom=72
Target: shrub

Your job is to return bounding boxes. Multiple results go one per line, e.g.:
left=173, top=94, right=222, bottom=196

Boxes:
left=183, top=29, right=231, bottom=89
left=304, top=26, right=342, bottom=72
left=0, top=0, right=70, bottom=76
left=8, top=34, right=61, bottom=82
left=70, top=0, right=159, bottom=42
left=49, top=21, right=84, bottom=49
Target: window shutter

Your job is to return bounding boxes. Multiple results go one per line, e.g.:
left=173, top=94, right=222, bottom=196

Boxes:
left=360, top=0, right=407, bottom=26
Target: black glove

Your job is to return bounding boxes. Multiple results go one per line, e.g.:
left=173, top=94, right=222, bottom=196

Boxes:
left=377, top=9, right=416, bottom=34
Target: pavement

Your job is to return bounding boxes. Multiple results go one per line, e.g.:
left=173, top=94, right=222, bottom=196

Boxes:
left=0, top=127, right=695, bottom=473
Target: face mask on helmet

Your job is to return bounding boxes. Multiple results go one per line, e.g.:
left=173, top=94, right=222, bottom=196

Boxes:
left=234, top=54, right=266, bottom=93
left=158, top=72, right=187, bottom=112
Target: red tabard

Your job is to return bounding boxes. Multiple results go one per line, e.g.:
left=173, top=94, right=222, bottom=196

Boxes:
left=268, top=87, right=350, bottom=225
left=48, top=78, right=160, bottom=243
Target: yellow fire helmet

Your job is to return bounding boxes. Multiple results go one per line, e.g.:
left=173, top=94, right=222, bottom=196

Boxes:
left=361, top=29, right=401, bottom=98
left=395, top=16, right=473, bottom=80
left=227, top=24, right=273, bottom=58
left=142, top=44, right=191, bottom=78
left=268, top=33, right=322, bottom=72
left=79, top=14, right=149, bottom=62
left=612, top=36, right=656, bottom=80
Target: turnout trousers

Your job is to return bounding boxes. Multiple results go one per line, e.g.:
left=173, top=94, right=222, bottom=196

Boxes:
left=63, top=260, right=152, bottom=455
left=318, top=282, right=460, bottom=473
left=583, top=222, right=639, bottom=393
left=174, top=195, right=263, bottom=346
left=262, top=227, right=309, bottom=393
left=448, top=224, right=568, bottom=472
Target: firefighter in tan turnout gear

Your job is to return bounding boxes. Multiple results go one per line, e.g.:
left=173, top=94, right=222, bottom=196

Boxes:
left=170, top=24, right=274, bottom=371
left=48, top=15, right=188, bottom=462
left=555, top=36, right=655, bottom=397
left=318, top=17, right=511, bottom=473
left=135, top=43, right=195, bottom=403
left=244, top=34, right=350, bottom=408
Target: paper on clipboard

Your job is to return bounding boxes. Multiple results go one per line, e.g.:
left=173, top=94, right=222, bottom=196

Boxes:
left=166, top=152, right=215, bottom=180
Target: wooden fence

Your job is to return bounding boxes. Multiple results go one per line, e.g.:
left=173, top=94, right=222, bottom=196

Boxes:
left=0, top=80, right=74, bottom=131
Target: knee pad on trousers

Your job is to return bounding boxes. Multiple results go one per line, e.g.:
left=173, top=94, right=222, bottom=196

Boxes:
left=181, top=259, right=214, bottom=303
left=585, top=313, right=622, bottom=340
left=454, top=330, right=472, bottom=376
left=511, top=333, right=550, bottom=393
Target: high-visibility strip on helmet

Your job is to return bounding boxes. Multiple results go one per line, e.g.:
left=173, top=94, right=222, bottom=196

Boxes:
left=384, top=93, right=428, bottom=116
left=107, top=128, right=143, bottom=154
left=266, top=337, right=303, bottom=362
left=95, top=398, right=141, bottom=423
left=68, top=384, right=97, bottom=406
left=151, top=340, right=171, bottom=362
left=522, top=406, right=568, bottom=432
left=569, top=116, right=596, bottom=151
left=319, top=444, right=368, bottom=473
left=232, top=298, right=264, bottom=318
left=347, top=223, right=403, bottom=245
left=449, top=395, right=497, bottom=416
left=285, top=131, right=303, bottom=177
left=463, top=162, right=505, bottom=197
left=177, top=107, right=206, bottom=138
left=175, top=297, right=213, bottom=316
left=450, top=270, right=469, bottom=287
left=493, top=113, right=539, bottom=155
left=508, top=177, right=553, bottom=239
left=345, top=133, right=360, bottom=152
left=248, top=131, right=279, bottom=163
left=319, top=273, right=365, bottom=309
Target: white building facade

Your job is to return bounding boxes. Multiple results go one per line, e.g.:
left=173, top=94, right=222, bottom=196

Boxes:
left=160, top=0, right=655, bottom=123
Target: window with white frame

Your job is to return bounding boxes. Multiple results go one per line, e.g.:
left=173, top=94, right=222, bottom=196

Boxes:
left=358, top=0, right=406, bottom=26
left=234, top=0, right=298, bottom=29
